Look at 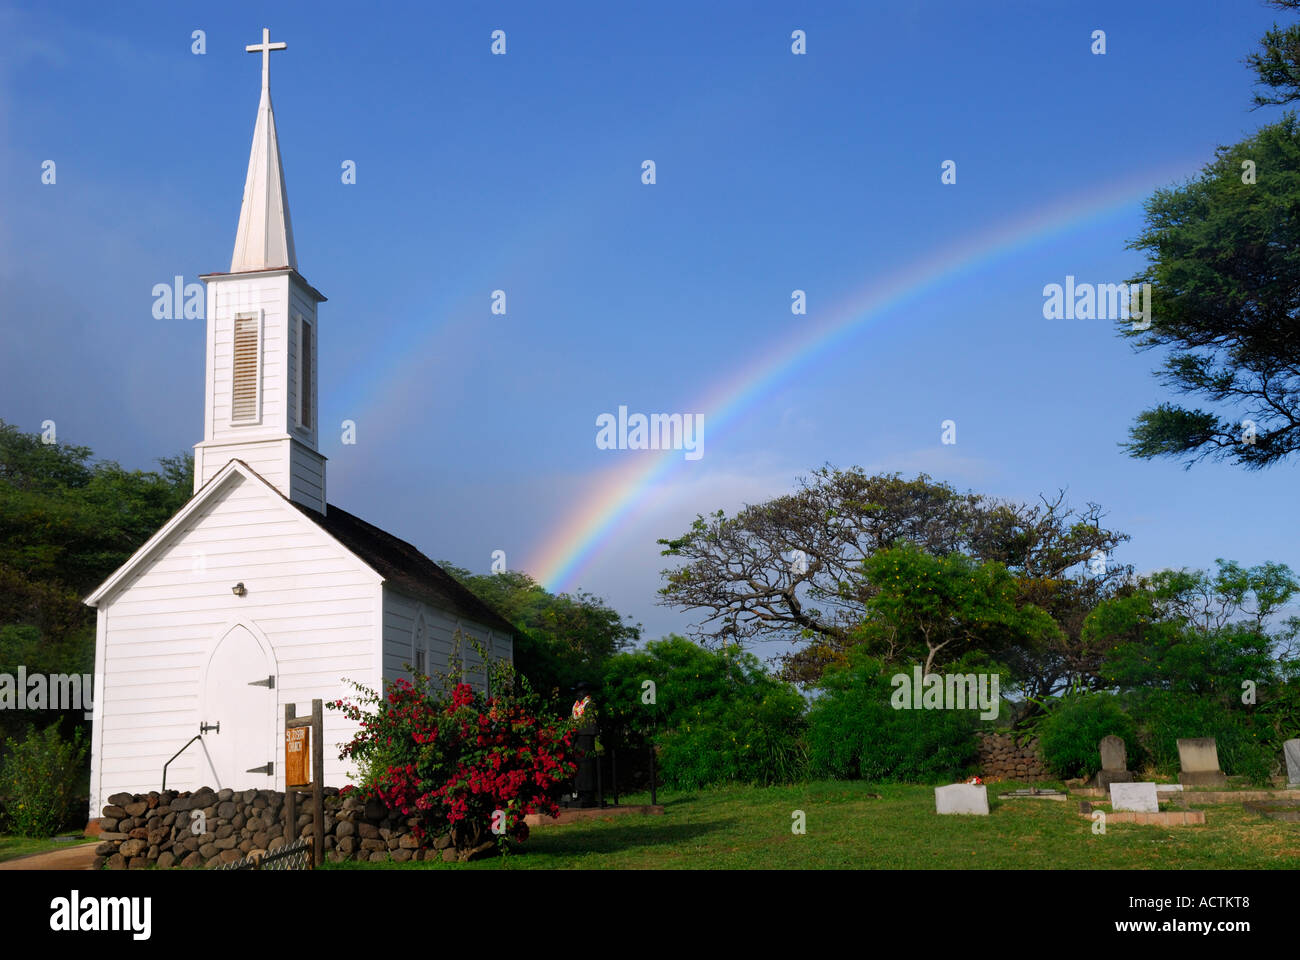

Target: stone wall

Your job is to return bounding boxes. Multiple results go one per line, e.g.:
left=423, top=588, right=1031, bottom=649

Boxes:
left=975, top=732, right=1048, bottom=781
left=92, top=786, right=457, bottom=869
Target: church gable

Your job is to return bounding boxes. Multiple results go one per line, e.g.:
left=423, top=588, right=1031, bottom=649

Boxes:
left=86, top=460, right=376, bottom=609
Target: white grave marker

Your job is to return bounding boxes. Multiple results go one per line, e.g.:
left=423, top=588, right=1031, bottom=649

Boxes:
left=935, top=783, right=989, bottom=815
left=1110, top=781, right=1159, bottom=813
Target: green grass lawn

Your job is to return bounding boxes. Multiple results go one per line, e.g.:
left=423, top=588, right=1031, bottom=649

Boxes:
left=0, top=833, right=96, bottom=864
left=321, top=780, right=1300, bottom=870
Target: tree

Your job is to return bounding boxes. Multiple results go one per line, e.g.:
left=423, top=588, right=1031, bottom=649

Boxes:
left=438, top=564, right=640, bottom=701
left=657, top=466, right=1126, bottom=689
left=855, top=544, right=1061, bottom=677
left=1088, top=560, right=1299, bottom=699
left=1081, top=560, right=1300, bottom=782
left=0, top=420, right=193, bottom=597
left=600, top=635, right=807, bottom=788
left=1122, top=4, right=1300, bottom=467
left=1122, top=118, right=1300, bottom=467
left=1245, top=1, right=1300, bottom=107
left=0, top=420, right=192, bottom=747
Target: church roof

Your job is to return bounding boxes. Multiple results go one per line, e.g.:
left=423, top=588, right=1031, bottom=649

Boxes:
left=85, top=460, right=516, bottom=641
left=297, top=501, right=519, bottom=637
left=230, top=66, right=296, bottom=271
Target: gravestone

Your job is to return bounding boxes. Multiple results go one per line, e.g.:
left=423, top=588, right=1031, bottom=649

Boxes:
left=1110, top=782, right=1159, bottom=813
left=1177, top=737, right=1228, bottom=787
left=1091, top=735, right=1134, bottom=791
left=1284, top=739, right=1300, bottom=788
left=934, top=783, right=989, bottom=815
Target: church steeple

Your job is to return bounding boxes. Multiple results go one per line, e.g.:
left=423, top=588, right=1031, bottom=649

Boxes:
left=196, top=28, right=327, bottom=513
left=231, top=28, right=296, bottom=272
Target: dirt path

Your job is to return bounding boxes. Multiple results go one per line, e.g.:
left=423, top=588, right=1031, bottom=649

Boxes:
left=0, top=844, right=98, bottom=871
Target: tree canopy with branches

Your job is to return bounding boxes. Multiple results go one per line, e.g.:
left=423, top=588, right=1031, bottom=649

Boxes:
left=657, top=467, right=1127, bottom=695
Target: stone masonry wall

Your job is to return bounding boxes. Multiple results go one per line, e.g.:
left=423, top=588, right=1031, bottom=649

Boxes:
left=975, top=732, right=1048, bottom=781
left=92, top=786, right=456, bottom=869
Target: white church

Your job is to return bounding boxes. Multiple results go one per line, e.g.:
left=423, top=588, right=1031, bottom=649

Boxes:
left=83, top=30, right=515, bottom=816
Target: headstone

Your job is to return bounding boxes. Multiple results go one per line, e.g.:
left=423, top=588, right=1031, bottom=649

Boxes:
left=934, top=783, right=989, bottom=815
left=1099, top=735, right=1126, bottom=770
left=1091, top=735, right=1134, bottom=791
left=1284, top=739, right=1300, bottom=788
left=1177, top=737, right=1228, bottom=787
left=1110, top=782, right=1159, bottom=813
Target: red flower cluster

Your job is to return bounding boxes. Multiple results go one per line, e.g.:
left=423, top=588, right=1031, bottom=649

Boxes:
left=330, top=669, right=579, bottom=853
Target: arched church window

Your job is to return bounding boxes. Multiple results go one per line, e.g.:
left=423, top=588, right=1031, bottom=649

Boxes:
left=412, top=616, right=427, bottom=679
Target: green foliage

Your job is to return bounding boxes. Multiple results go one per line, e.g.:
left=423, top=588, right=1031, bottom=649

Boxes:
left=439, top=565, right=639, bottom=703
left=1033, top=693, right=1136, bottom=780
left=857, top=543, right=1061, bottom=680
left=1101, top=621, right=1278, bottom=700
left=0, top=421, right=191, bottom=753
left=0, top=420, right=193, bottom=595
left=0, top=723, right=89, bottom=837
left=657, top=466, right=1127, bottom=696
left=1080, top=560, right=1297, bottom=785
left=1087, top=562, right=1297, bottom=695
left=1130, top=691, right=1274, bottom=785
left=1122, top=117, right=1300, bottom=468
left=805, top=648, right=980, bottom=783
left=601, top=636, right=807, bottom=789
left=1245, top=1, right=1300, bottom=107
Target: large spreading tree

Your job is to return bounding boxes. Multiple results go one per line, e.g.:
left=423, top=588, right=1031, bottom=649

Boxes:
left=656, top=467, right=1128, bottom=697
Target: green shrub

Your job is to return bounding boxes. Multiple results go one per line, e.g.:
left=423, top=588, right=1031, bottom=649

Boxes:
left=806, top=649, right=980, bottom=783
left=1034, top=693, right=1136, bottom=780
left=602, top=636, right=807, bottom=789
left=0, top=722, right=88, bottom=837
left=1131, top=691, right=1273, bottom=785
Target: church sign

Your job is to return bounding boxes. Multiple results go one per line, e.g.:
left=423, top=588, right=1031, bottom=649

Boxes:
left=285, top=726, right=310, bottom=788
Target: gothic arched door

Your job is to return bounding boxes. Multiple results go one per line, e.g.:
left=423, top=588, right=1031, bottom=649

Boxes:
left=201, top=624, right=276, bottom=790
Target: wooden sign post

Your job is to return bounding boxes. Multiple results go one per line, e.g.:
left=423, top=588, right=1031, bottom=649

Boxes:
left=284, top=700, right=325, bottom=868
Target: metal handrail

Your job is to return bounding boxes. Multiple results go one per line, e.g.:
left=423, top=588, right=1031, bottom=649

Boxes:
left=161, top=735, right=203, bottom=791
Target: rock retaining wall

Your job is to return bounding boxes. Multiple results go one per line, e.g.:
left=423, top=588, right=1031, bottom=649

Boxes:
left=975, top=732, right=1048, bottom=781
left=92, top=787, right=458, bottom=869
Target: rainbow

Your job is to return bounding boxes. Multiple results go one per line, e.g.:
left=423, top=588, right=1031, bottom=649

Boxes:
left=528, top=159, right=1202, bottom=594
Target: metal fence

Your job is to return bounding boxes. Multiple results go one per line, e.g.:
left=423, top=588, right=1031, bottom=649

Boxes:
left=217, top=836, right=313, bottom=871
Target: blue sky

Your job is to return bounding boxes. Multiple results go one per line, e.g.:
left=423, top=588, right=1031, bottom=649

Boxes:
left=1, top=1, right=1297, bottom=649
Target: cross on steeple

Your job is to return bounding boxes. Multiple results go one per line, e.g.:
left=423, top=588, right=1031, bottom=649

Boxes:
left=246, top=27, right=287, bottom=92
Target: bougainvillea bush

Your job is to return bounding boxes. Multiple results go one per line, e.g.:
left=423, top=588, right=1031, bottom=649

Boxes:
left=330, top=650, right=579, bottom=857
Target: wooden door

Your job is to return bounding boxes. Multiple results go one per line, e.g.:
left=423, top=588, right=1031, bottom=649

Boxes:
left=202, top=625, right=275, bottom=790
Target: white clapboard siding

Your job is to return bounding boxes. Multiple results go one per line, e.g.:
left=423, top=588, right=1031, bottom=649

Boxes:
left=195, top=437, right=290, bottom=493
left=288, top=441, right=326, bottom=513
left=89, top=470, right=382, bottom=815
left=381, top=588, right=512, bottom=693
